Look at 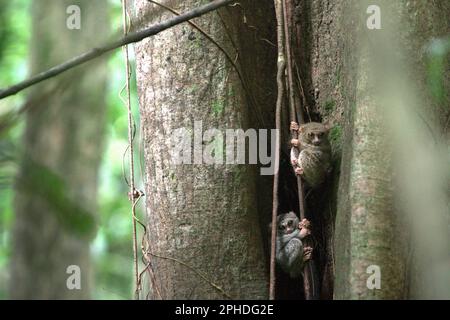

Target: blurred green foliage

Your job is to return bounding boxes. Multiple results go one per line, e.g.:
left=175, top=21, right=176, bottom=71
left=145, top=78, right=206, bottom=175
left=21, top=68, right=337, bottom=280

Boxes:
left=426, top=37, right=450, bottom=108
left=0, top=0, right=30, bottom=86
left=18, top=158, right=97, bottom=238
left=0, top=0, right=143, bottom=299
left=0, top=0, right=30, bottom=300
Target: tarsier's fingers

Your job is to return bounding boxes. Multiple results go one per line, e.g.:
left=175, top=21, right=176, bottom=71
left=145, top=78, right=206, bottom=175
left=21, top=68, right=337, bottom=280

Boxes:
left=303, top=246, right=313, bottom=262
left=291, top=158, right=298, bottom=166
left=299, top=218, right=311, bottom=229
left=295, top=167, right=304, bottom=175
left=299, top=219, right=311, bottom=239
left=290, top=121, right=299, bottom=131
left=290, top=138, right=299, bottom=147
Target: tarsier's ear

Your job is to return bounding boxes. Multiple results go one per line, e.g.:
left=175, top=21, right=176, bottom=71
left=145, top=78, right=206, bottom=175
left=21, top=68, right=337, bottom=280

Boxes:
left=322, top=120, right=331, bottom=132
left=299, top=125, right=305, bottom=133
left=288, top=211, right=297, bottom=217
left=269, top=215, right=282, bottom=231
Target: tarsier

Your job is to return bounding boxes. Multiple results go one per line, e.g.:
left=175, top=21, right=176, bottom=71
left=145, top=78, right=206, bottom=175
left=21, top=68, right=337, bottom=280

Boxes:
left=290, top=121, right=331, bottom=187
left=273, top=212, right=312, bottom=278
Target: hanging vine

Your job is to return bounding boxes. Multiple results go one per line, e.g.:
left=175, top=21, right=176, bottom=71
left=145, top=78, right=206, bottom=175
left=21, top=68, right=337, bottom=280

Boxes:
left=269, top=0, right=285, bottom=300
left=270, top=0, right=319, bottom=300
left=282, top=0, right=319, bottom=300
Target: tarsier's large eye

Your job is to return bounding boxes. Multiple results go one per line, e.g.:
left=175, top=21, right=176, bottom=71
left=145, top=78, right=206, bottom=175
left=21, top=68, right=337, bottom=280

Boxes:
left=318, top=132, right=324, bottom=138
left=287, top=220, right=293, bottom=227
left=308, top=132, right=313, bottom=138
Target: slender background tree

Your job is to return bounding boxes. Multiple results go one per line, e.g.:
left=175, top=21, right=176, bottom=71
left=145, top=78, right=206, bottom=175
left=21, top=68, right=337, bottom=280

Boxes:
left=10, top=0, right=109, bottom=299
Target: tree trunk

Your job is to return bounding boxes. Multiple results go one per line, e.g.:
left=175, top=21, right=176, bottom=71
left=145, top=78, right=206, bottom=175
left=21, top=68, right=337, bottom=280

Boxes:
left=134, top=0, right=277, bottom=299
left=292, top=0, right=449, bottom=299
left=330, top=0, right=450, bottom=299
left=10, top=0, right=108, bottom=299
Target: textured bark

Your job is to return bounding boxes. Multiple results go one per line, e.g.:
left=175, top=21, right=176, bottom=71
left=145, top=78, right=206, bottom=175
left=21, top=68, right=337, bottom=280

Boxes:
left=10, top=0, right=108, bottom=299
left=293, top=0, right=449, bottom=299
left=292, top=0, right=356, bottom=299
left=134, top=0, right=276, bottom=299
left=333, top=0, right=450, bottom=299
left=336, top=45, right=406, bottom=299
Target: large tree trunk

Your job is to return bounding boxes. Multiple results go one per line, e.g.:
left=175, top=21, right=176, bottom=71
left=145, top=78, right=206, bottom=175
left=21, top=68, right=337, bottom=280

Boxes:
left=134, top=0, right=277, bottom=299
left=10, top=0, right=108, bottom=299
left=329, top=0, right=450, bottom=299
left=292, top=0, right=449, bottom=299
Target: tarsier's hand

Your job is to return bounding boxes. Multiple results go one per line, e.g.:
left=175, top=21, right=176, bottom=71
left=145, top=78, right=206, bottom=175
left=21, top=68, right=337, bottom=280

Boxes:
left=299, top=218, right=311, bottom=230
left=295, top=167, right=304, bottom=175
left=290, top=121, right=299, bottom=131
left=302, top=246, right=313, bottom=262
left=291, top=139, right=299, bottom=147
left=299, top=218, right=311, bottom=238
left=291, top=158, right=298, bottom=166
left=299, top=218, right=311, bottom=229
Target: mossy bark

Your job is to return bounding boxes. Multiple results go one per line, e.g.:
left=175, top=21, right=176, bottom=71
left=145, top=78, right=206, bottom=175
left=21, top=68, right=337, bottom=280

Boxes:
left=134, top=0, right=276, bottom=299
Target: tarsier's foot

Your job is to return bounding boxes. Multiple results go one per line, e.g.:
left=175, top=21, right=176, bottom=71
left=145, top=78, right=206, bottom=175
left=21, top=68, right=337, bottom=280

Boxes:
left=290, top=121, right=299, bottom=131
left=290, top=138, right=299, bottom=147
left=295, top=167, right=304, bottom=175
left=303, top=246, right=313, bottom=262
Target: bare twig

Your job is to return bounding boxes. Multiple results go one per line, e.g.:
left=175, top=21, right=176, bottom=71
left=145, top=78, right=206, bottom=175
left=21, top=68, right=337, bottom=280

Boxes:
left=121, top=0, right=140, bottom=300
left=147, top=0, right=264, bottom=127
left=228, top=2, right=276, bottom=47
left=269, top=0, right=285, bottom=300
left=283, top=0, right=318, bottom=300
left=147, top=0, right=238, bottom=76
left=138, top=260, right=162, bottom=299
left=134, top=194, right=228, bottom=300
left=134, top=197, right=164, bottom=300
left=144, top=250, right=232, bottom=299
left=0, top=0, right=235, bottom=100
left=294, top=62, right=312, bottom=122
left=0, top=76, right=71, bottom=134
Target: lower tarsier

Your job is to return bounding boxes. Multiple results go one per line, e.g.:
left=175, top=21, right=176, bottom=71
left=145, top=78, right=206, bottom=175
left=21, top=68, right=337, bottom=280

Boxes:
left=274, top=212, right=312, bottom=278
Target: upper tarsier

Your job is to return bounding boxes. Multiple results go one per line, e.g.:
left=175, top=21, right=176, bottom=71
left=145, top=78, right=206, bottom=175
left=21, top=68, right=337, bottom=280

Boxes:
left=290, top=121, right=331, bottom=188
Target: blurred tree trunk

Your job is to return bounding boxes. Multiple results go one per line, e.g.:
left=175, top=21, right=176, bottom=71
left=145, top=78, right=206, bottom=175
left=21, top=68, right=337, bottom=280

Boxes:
left=293, top=0, right=449, bottom=299
left=328, top=0, right=450, bottom=299
left=134, top=0, right=277, bottom=299
left=10, top=0, right=108, bottom=299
